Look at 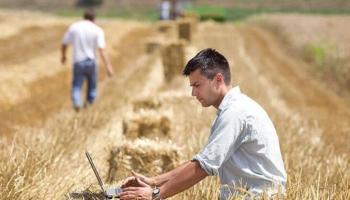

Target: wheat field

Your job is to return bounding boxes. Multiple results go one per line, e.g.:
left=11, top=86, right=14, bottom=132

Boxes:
left=0, top=9, right=349, bottom=199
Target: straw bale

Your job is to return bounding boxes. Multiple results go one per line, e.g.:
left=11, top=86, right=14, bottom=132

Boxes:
left=177, top=18, right=196, bottom=42
left=122, top=110, right=171, bottom=139
left=146, top=39, right=162, bottom=54
left=108, top=139, right=184, bottom=178
left=156, top=20, right=178, bottom=39
left=156, top=20, right=176, bottom=33
left=132, top=96, right=162, bottom=112
left=161, top=40, right=186, bottom=83
left=145, top=37, right=167, bottom=54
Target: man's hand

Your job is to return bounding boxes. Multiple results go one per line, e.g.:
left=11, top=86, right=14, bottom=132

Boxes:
left=61, top=56, right=66, bottom=64
left=121, top=171, right=153, bottom=188
left=120, top=171, right=153, bottom=200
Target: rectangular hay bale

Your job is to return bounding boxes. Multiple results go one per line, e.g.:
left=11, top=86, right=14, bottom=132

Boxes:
left=161, top=41, right=186, bottom=83
left=122, top=110, right=171, bottom=139
left=108, top=139, right=184, bottom=180
left=177, top=19, right=194, bottom=42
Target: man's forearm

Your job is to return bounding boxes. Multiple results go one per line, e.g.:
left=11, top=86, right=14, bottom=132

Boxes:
left=99, top=48, right=112, bottom=66
left=61, top=44, right=67, bottom=64
left=151, top=162, right=190, bottom=186
left=155, top=161, right=208, bottom=199
left=99, top=48, right=113, bottom=76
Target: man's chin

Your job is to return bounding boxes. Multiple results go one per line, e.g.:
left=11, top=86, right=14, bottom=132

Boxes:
left=200, top=102, right=211, bottom=108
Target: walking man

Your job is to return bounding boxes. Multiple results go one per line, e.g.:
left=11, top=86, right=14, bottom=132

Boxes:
left=119, top=48, right=287, bottom=199
left=61, top=9, right=114, bottom=111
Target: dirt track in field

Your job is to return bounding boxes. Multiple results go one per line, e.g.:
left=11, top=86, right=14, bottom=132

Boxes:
left=1, top=10, right=350, bottom=198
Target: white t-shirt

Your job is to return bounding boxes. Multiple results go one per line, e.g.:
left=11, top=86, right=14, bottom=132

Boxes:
left=62, top=20, right=105, bottom=63
left=192, top=86, right=287, bottom=199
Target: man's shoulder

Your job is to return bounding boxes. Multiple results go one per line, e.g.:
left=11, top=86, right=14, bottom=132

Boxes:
left=71, top=20, right=100, bottom=27
left=71, top=20, right=85, bottom=26
left=67, top=20, right=84, bottom=30
left=85, top=21, right=104, bottom=32
left=70, top=21, right=104, bottom=33
left=219, top=93, right=256, bottom=116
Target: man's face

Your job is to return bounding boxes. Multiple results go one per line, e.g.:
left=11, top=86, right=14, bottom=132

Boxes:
left=189, top=69, right=220, bottom=108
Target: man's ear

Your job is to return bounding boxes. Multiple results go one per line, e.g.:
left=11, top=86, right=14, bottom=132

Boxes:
left=216, top=73, right=224, bottom=85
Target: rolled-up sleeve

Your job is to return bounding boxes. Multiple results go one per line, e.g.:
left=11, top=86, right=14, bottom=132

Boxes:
left=192, top=153, right=219, bottom=176
left=191, top=108, right=244, bottom=176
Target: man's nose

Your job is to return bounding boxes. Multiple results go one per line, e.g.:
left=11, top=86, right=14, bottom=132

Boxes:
left=191, top=88, right=197, bottom=96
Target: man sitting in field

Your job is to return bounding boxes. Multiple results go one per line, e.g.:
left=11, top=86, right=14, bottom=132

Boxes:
left=119, top=48, right=287, bottom=199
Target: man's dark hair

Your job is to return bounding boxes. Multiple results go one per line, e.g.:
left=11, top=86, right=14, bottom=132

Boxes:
left=182, top=48, right=231, bottom=85
left=84, top=8, right=96, bottom=21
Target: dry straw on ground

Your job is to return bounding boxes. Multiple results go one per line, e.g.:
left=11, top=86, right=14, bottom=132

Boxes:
left=2, top=8, right=350, bottom=200
left=65, top=182, right=123, bottom=200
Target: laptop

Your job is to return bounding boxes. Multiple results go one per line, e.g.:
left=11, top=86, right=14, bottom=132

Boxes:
left=85, top=150, right=122, bottom=199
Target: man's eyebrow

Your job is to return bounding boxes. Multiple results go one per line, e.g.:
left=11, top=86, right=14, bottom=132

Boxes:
left=190, top=81, right=198, bottom=87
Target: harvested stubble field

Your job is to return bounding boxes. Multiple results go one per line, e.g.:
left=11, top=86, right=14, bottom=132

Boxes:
left=0, top=9, right=350, bottom=199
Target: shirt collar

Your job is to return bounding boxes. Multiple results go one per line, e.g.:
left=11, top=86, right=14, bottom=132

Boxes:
left=217, top=86, right=241, bottom=116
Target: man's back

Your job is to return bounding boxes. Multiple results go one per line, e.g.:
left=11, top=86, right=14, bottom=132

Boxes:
left=60, top=9, right=114, bottom=111
left=62, top=20, right=105, bottom=63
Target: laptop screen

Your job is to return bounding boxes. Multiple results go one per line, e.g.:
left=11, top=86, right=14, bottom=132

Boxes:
left=85, top=150, right=122, bottom=198
left=85, top=150, right=106, bottom=192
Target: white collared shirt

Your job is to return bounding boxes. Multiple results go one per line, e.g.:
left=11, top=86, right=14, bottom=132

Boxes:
left=192, top=86, right=287, bottom=199
left=62, top=20, right=105, bottom=63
